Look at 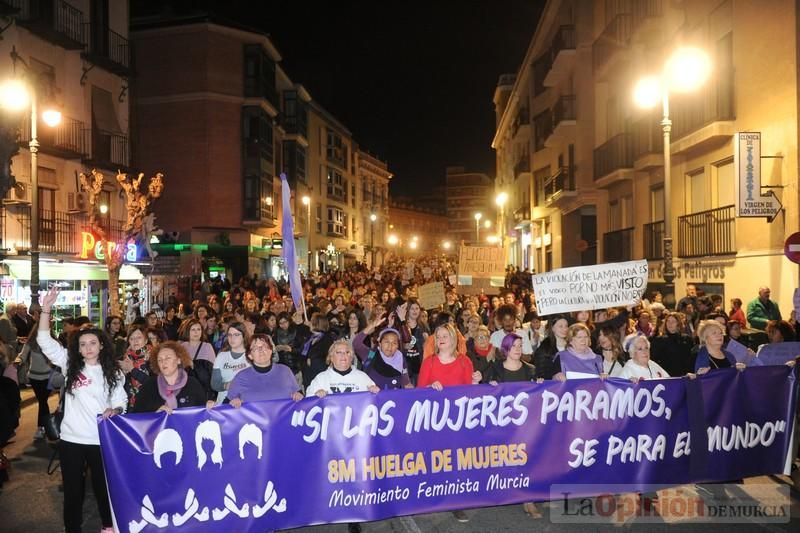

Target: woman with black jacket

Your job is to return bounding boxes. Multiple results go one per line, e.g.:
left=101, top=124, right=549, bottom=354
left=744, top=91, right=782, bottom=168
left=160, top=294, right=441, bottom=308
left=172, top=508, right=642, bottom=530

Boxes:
left=132, top=341, right=212, bottom=413
left=533, top=315, right=569, bottom=380
left=650, top=311, right=696, bottom=377
left=299, top=313, right=335, bottom=388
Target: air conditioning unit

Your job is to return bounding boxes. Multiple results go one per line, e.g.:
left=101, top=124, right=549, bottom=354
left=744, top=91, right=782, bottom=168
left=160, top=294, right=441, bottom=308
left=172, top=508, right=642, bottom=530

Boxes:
left=68, top=192, right=88, bottom=212
left=2, top=182, right=31, bottom=206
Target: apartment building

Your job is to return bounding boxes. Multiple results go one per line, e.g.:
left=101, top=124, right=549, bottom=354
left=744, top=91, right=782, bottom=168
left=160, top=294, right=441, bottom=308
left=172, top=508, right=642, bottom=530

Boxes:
left=494, top=0, right=800, bottom=307
left=388, top=198, right=448, bottom=255
left=445, top=166, right=496, bottom=246
left=0, top=0, right=137, bottom=317
left=132, top=10, right=391, bottom=280
left=357, top=149, right=391, bottom=267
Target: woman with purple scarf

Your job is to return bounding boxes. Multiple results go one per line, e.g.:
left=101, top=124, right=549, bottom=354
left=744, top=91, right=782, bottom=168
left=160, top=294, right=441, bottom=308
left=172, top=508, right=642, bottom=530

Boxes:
left=353, top=315, right=412, bottom=390
left=552, top=323, right=605, bottom=381
left=132, top=341, right=213, bottom=413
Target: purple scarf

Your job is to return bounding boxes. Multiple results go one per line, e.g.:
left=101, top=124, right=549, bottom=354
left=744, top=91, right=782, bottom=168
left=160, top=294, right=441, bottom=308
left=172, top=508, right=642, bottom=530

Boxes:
left=380, top=349, right=405, bottom=374
left=158, top=368, right=188, bottom=410
left=301, top=332, right=324, bottom=357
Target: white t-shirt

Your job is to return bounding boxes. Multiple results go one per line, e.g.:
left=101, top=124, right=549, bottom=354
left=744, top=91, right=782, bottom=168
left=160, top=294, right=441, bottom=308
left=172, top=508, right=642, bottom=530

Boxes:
left=213, top=351, right=250, bottom=403
left=603, top=358, right=626, bottom=378
left=490, top=328, right=534, bottom=354
left=620, top=360, right=670, bottom=380
left=306, top=367, right=376, bottom=397
left=37, top=332, right=127, bottom=445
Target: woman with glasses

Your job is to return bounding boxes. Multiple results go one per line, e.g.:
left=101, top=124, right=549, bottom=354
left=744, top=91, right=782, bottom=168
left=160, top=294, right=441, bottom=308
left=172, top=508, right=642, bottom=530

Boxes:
left=552, top=323, right=605, bottom=381
left=227, top=334, right=302, bottom=407
left=466, top=325, right=496, bottom=383
left=131, top=342, right=212, bottom=413
left=211, top=322, right=250, bottom=404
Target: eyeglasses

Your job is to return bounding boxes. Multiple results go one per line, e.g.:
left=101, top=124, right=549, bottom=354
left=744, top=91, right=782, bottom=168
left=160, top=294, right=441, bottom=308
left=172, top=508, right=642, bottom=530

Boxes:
left=250, top=344, right=271, bottom=352
left=476, top=334, right=489, bottom=339
left=227, top=331, right=243, bottom=337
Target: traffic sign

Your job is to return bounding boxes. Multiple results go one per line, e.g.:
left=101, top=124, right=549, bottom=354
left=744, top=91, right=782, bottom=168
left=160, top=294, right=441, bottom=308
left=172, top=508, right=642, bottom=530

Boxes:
left=734, top=132, right=783, bottom=222
left=784, top=232, right=800, bottom=264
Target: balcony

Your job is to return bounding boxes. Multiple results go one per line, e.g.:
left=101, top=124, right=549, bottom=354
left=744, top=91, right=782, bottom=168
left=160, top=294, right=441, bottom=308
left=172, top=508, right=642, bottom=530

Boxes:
left=85, top=129, right=129, bottom=169
left=514, top=158, right=530, bottom=178
left=593, top=132, right=633, bottom=184
left=670, top=70, right=736, bottom=155
left=82, top=24, right=131, bottom=76
left=677, top=205, right=736, bottom=258
left=10, top=0, right=86, bottom=50
left=643, top=220, right=664, bottom=260
left=543, top=166, right=576, bottom=206
left=1, top=207, right=125, bottom=255
left=592, top=14, right=632, bottom=80
left=631, top=114, right=663, bottom=170
left=20, top=115, right=88, bottom=159
left=543, top=25, right=576, bottom=87
left=603, top=227, right=634, bottom=263
left=513, top=203, right=531, bottom=224
left=545, top=94, right=576, bottom=147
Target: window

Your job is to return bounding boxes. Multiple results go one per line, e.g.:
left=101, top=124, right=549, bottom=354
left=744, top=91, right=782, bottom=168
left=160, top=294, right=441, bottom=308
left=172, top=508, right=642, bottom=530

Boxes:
left=685, top=168, right=707, bottom=214
left=351, top=184, right=356, bottom=207
left=38, top=180, right=55, bottom=250
left=243, top=106, right=274, bottom=164
left=713, top=159, right=735, bottom=208
left=326, top=129, right=347, bottom=166
left=650, top=185, right=664, bottom=222
left=243, top=174, right=274, bottom=221
left=533, top=166, right=550, bottom=206
left=282, top=141, right=306, bottom=184
left=326, top=167, right=347, bottom=202
left=327, top=207, right=345, bottom=236
left=244, top=44, right=278, bottom=107
left=316, top=204, right=322, bottom=233
left=282, top=90, right=308, bottom=137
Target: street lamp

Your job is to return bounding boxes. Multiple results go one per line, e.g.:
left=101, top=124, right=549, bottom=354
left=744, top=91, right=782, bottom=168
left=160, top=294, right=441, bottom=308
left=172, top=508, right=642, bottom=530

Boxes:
left=369, top=212, right=377, bottom=267
left=474, top=212, right=482, bottom=243
left=0, top=48, right=62, bottom=312
left=387, top=234, right=399, bottom=246
left=302, top=195, right=311, bottom=271
left=633, top=46, right=711, bottom=308
left=442, top=240, right=451, bottom=251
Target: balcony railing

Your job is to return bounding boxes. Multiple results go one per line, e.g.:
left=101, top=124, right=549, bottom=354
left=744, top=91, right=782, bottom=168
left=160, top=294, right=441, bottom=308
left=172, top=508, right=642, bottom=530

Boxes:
left=671, top=69, right=735, bottom=140
left=643, top=220, right=664, bottom=260
left=631, top=114, right=662, bottom=160
left=550, top=24, right=576, bottom=60
left=514, top=158, right=530, bottom=177
left=1, top=206, right=126, bottom=255
left=511, top=108, right=529, bottom=138
left=553, top=95, right=576, bottom=125
left=603, top=226, right=634, bottom=263
left=677, top=205, right=736, bottom=258
left=20, top=116, right=88, bottom=158
left=10, top=0, right=86, bottom=49
left=544, top=166, right=575, bottom=203
left=592, top=14, right=632, bottom=74
left=83, top=23, right=131, bottom=74
left=89, top=129, right=129, bottom=168
left=593, top=132, right=633, bottom=180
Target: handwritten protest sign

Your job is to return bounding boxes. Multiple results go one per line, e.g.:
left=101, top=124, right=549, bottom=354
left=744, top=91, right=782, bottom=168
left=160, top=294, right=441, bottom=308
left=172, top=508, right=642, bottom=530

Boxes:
left=457, top=245, right=506, bottom=294
left=100, top=367, right=796, bottom=532
left=758, top=342, right=800, bottom=366
left=532, top=260, right=648, bottom=315
left=417, top=282, right=445, bottom=310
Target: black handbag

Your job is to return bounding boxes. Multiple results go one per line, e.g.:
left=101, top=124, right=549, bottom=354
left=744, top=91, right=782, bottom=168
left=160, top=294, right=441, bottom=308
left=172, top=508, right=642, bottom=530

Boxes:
left=187, top=344, right=215, bottom=401
left=44, top=390, right=64, bottom=441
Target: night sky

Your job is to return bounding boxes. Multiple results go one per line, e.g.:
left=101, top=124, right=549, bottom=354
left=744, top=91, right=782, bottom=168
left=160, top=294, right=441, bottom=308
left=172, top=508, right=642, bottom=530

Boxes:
left=132, top=1, right=542, bottom=197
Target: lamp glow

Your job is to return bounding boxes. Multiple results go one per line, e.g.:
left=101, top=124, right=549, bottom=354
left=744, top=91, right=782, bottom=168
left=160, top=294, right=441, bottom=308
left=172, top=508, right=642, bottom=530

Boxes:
left=442, top=241, right=451, bottom=250
left=665, top=47, right=712, bottom=93
left=495, top=192, right=508, bottom=207
left=301, top=195, right=311, bottom=206
left=99, top=204, right=109, bottom=215
left=409, top=241, right=418, bottom=250
left=484, top=219, right=491, bottom=228
left=41, top=108, right=62, bottom=127
left=633, top=76, right=661, bottom=109
left=486, top=235, right=499, bottom=244
left=474, top=212, right=482, bottom=221
left=0, top=79, right=29, bottom=111
left=370, top=213, right=377, bottom=222
left=387, top=234, right=399, bottom=246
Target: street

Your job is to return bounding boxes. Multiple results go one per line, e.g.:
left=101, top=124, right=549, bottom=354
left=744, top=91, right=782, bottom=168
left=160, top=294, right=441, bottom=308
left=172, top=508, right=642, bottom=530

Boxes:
left=1, top=392, right=799, bottom=532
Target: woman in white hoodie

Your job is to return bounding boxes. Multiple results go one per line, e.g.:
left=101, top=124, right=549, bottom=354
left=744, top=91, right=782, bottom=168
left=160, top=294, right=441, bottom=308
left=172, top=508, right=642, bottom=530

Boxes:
left=38, top=287, right=127, bottom=533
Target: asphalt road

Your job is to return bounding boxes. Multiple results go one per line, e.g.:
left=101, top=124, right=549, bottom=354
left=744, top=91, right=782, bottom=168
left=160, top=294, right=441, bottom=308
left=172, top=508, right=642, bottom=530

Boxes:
left=1, top=391, right=799, bottom=532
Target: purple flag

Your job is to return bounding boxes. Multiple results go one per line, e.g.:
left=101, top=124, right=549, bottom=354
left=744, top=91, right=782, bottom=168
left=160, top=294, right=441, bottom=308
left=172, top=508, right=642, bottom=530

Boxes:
left=280, top=173, right=304, bottom=313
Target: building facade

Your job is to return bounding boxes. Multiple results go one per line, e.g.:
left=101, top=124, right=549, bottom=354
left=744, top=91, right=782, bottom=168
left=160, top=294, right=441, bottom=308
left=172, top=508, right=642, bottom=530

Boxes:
left=0, top=0, right=138, bottom=321
left=388, top=200, right=448, bottom=255
left=131, top=12, right=392, bottom=284
left=445, top=166, right=496, bottom=246
left=494, top=0, right=800, bottom=309
left=357, top=150, right=391, bottom=267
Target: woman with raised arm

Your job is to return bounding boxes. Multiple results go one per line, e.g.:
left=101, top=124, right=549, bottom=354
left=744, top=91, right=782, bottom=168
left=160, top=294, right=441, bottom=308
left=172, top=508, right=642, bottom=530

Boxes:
left=37, top=287, right=127, bottom=533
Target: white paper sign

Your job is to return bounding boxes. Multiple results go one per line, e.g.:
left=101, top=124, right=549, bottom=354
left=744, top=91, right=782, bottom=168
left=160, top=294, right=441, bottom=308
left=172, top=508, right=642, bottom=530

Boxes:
left=532, top=260, right=648, bottom=315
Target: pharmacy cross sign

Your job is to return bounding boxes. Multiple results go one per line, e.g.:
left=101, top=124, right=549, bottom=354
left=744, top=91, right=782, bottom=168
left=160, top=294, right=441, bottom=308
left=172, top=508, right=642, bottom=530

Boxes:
left=784, top=232, right=800, bottom=264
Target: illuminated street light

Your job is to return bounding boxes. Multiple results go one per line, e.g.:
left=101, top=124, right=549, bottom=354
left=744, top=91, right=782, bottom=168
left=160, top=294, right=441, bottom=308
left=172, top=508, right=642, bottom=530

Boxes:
left=411, top=235, right=418, bottom=241
left=474, top=212, right=482, bottom=243
left=495, top=191, right=508, bottom=208
left=486, top=235, right=499, bottom=244
left=369, top=212, right=377, bottom=266
left=99, top=204, right=109, bottom=215
left=633, top=46, right=711, bottom=308
left=387, top=234, right=399, bottom=246
left=442, top=241, right=451, bottom=250
left=484, top=219, right=491, bottom=229
left=409, top=240, right=418, bottom=250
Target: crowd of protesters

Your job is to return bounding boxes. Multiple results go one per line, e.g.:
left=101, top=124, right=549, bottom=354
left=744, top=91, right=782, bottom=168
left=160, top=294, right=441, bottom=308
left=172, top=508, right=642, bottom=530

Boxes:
left=0, top=256, right=798, bottom=531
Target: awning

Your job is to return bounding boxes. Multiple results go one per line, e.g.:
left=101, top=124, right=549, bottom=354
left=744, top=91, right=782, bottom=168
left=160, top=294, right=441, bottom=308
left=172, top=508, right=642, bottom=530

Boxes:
left=1, top=259, right=142, bottom=281
left=92, top=85, right=122, bottom=133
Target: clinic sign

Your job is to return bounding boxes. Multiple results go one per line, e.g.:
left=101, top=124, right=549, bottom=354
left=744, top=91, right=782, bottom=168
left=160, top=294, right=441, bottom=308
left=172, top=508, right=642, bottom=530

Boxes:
left=79, top=231, right=137, bottom=262
left=734, top=132, right=782, bottom=221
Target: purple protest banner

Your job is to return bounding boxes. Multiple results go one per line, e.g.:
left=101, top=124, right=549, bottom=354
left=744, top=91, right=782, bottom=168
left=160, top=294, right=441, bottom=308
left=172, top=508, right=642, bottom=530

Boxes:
left=99, top=367, right=797, bottom=532
left=758, top=342, right=800, bottom=366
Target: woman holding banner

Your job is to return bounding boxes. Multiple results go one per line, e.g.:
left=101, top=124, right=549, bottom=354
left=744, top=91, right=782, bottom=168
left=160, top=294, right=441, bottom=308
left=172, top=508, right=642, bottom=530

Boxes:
left=552, top=323, right=604, bottom=381
left=650, top=312, right=695, bottom=377
left=418, top=323, right=478, bottom=390
left=131, top=342, right=212, bottom=413
left=695, top=320, right=745, bottom=373
left=595, top=325, right=627, bottom=378
left=227, top=334, right=303, bottom=406
left=485, top=332, right=541, bottom=518
left=466, top=325, right=496, bottom=383
left=620, top=336, right=670, bottom=380
left=534, top=315, right=569, bottom=380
